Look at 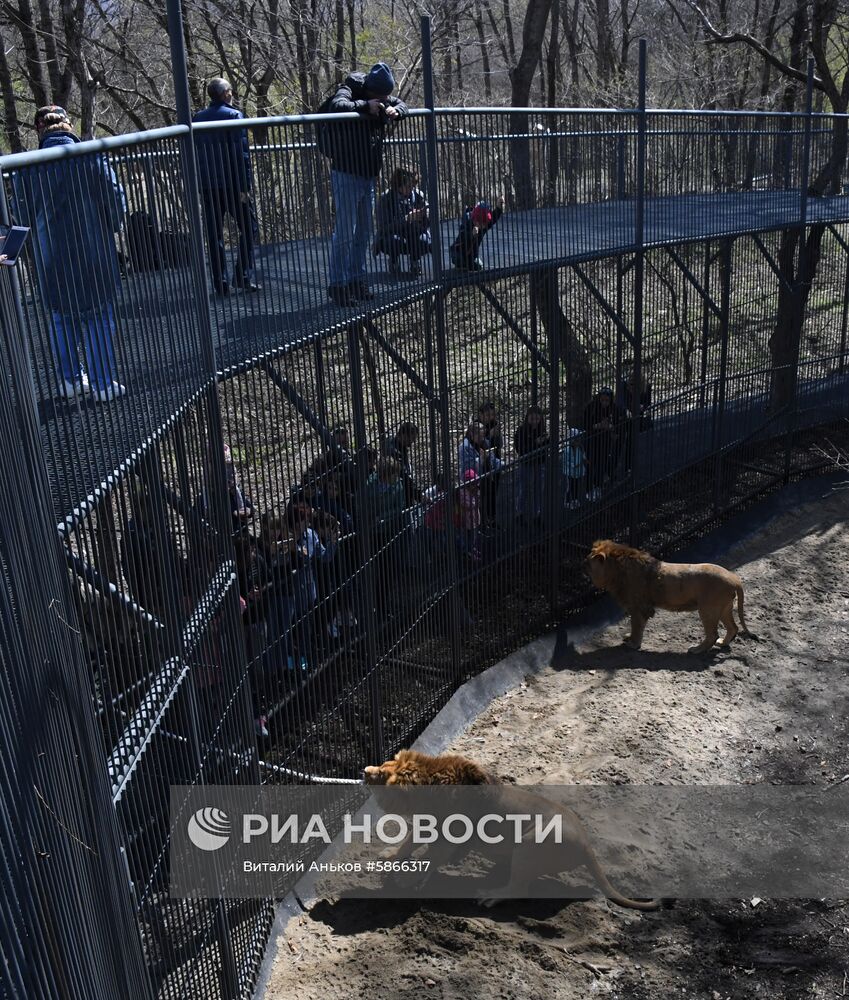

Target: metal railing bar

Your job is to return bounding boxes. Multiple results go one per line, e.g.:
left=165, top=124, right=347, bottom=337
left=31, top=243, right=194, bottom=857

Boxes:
left=0, top=125, right=189, bottom=170
left=56, top=381, right=211, bottom=535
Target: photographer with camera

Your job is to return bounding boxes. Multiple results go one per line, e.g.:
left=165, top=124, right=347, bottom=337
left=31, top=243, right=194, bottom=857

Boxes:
left=319, top=63, right=408, bottom=306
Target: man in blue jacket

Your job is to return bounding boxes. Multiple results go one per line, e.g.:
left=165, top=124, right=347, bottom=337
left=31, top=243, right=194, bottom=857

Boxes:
left=193, top=78, right=259, bottom=295
left=14, top=106, right=128, bottom=402
left=322, top=63, right=407, bottom=306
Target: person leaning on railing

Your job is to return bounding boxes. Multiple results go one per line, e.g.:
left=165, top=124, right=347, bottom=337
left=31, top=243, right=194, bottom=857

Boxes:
left=319, top=62, right=408, bottom=307
left=193, top=78, right=260, bottom=296
left=14, top=105, right=128, bottom=403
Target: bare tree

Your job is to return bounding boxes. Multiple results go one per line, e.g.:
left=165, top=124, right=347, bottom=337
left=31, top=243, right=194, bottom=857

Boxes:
left=678, top=0, right=849, bottom=409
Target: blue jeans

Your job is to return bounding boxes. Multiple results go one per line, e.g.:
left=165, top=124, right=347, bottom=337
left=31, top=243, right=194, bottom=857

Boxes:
left=50, top=304, right=118, bottom=391
left=328, top=171, right=375, bottom=286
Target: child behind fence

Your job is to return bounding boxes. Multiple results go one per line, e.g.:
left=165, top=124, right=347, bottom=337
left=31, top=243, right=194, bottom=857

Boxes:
left=454, top=469, right=482, bottom=562
left=562, top=427, right=587, bottom=509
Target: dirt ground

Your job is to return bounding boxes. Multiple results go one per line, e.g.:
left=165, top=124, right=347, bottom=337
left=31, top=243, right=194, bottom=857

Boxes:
left=265, top=484, right=849, bottom=1000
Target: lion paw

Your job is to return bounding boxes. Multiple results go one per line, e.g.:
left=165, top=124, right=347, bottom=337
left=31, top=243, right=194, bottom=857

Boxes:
left=623, top=637, right=642, bottom=650
left=687, top=643, right=711, bottom=654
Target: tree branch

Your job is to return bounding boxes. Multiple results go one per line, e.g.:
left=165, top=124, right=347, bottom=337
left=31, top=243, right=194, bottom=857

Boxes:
left=678, top=0, right=825, bottom=92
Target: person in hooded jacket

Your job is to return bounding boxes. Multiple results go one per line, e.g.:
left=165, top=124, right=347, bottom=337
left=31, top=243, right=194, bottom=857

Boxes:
left=14, top=106, right=127, bottom=402
left=320, top=63, right=408, bottom=306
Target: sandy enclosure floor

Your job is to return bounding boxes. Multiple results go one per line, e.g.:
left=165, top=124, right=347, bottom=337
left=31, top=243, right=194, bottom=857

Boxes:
left=266, top=485, right=849, bottom=1000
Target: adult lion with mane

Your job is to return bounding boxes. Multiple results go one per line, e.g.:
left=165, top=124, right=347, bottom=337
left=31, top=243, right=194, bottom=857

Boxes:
left=585, top=539, right=750, bottom=653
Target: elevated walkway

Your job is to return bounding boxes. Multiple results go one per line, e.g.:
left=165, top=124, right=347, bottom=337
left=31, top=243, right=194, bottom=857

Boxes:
left=32, top=188, right=849, bottom=517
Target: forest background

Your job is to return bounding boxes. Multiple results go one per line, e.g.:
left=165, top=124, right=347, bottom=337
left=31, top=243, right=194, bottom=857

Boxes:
left=1, top=0, right=848, bottom=150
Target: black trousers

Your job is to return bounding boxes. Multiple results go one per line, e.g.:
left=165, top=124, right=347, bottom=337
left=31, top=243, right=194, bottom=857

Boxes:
left=374, top=224, right=431, bottom=263
left=201, top=187, right=255, bottom=290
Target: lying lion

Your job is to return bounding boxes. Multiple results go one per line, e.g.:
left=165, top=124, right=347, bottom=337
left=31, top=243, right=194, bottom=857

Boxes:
left=585, top=539, right=750, bottom=653
left=364, top=749, right=660, bottom=911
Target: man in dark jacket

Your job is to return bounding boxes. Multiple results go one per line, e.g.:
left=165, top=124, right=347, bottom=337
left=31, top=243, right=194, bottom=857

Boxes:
left=193, top=78, right=259, bottom=296
left=322, top=63, right=408, bottom=306
left=15, top=106, right=127, bottom=402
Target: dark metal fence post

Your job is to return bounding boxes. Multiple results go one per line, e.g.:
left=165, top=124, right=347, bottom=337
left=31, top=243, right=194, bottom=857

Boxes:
left=0, top=267, right=155, bottom=1000
left=698, top=241, right=712, bottom=411
left=617, top=134, right=626, bottom=200
left=166, top=0, right=233, bottom=548
left=628, top=39, right=647, bottom=546
left=530, top=277, right=539, bottom=408
left=545, top=267, right=561, bottom=613
left=712, top=239, right=733, bottom=511
left=840, top=242, right=849, bottom=376
left=166, top=4, right=246, bottom=995
left=422, top=14, right=463, bottom=685
left=783, top=58, right=815, bottom=484
left=424, top=300, right=440, bottom=483
left=345, top=322, right=385, bottom=764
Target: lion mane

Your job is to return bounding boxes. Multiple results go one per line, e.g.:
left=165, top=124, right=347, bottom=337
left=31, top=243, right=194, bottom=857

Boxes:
left=588, top=539, right=660, bottom=621
left=364, top=748, right=497, bottom=786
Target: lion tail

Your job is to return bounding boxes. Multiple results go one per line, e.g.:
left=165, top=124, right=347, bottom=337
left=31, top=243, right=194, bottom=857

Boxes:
left=584, top=848, right=661, bottom=912
left=735, top=585, right=753, bottom=639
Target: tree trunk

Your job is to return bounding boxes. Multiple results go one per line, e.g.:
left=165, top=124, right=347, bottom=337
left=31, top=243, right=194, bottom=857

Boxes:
left=545, top=0, right=560, bottom=201
left=15, top=0, right=49, bottom=108
left=333, top=0, right=345, bottom=81
left=509, top=0, right=554, bottom=209
left=347, top=0, right=357, bottom=70
left=36, top=0, right=63, bottom=98
left=473, top=1, right=493, bottom=103
left=533, top=269, right=593, bottom=425
left=77, top=59, right=98, bottom=139
left=0, top=28, right=23, bottom=151
left=502, top=0, right=517, bottom=64
left=594, top=0, right=614, bottom=88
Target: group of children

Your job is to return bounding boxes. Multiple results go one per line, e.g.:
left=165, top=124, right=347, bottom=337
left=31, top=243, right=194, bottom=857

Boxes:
left=373, top=166, right=504, bottom=277
left=223, top=387, right=649, bottom=734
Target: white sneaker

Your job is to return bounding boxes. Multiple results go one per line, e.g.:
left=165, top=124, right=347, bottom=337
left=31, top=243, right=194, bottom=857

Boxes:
left=57, top=374, right=90, bottom=399
left=92, top=382, right=126, bottom=403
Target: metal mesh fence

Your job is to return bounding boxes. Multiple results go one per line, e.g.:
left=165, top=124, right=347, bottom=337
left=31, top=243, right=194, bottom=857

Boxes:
left=1, top=79, right=849, bottom=999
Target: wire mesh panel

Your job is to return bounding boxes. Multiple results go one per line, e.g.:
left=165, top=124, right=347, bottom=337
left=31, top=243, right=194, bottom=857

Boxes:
left=0, top=127, right=274, bottom=997
left=3, top=94, right=849, bottom=1000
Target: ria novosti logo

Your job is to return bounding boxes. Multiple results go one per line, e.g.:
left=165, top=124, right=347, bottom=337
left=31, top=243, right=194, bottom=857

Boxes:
left=187, top=807, right=231, bottom=851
